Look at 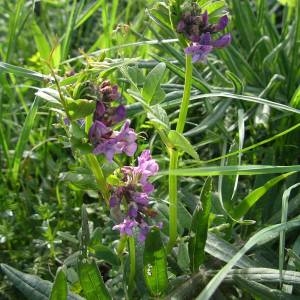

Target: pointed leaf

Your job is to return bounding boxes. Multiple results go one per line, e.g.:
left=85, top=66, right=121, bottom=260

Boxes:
left=0, top=264, right=83, bottom=300
left=189, top=177, right=212, bottom=272
left=232, top=172, right=295, bottom=219
left=142, top=62, right=166, bottom=104
left=50, top=267, right=68, bottom=300
left=66, top=98, right=95, bottom=120
left=78, top=258, right=111, bottom=300
left=143, top=227, right=168, bottom=296
left=147, top=104, right=170, bottom=130
left=168, top=130, right=199, bottom=160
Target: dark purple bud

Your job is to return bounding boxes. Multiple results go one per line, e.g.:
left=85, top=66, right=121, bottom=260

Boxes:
left=110, top=196, right=119, bottom=207
left=93, top=101, right=106, bottom=121
left=177, top=20, right=186, bottom=33
left=199, top=32, right=211, bottom=45
left=212, top=15, right=228, bottom=32
left=201, top=10, right=208, bottom=27
left=212, top=33, right=232, bottom=48
left=128, top=202, right=138, bottom=218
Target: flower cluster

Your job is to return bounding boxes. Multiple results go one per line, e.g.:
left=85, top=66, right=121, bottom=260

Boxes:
left=177, top=3, right=231, bottom=62
left=110, top=150, right=161, bottom=242
left=88, top=81, right=137, bottom=161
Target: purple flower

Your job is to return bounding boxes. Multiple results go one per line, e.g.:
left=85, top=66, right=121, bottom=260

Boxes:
left=88, top=120, right=112, bottom=145
left=212, top=33, right=232, bottom=48
left=185, top=43, right=213, bottom=63
left=113, top=218, right=138, bottom=236
left=115, top=120, right=137, bottom=157
left=90, top=119, right=137, bottom=161
left=110, top=150, right=161, bottom=242
left=138, top=222, right=150, bottom=242
left=177, top=5, right=231, bottom=62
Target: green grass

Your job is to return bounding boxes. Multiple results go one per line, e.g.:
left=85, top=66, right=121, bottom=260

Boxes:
left=1, top=0, right=300, bottom=299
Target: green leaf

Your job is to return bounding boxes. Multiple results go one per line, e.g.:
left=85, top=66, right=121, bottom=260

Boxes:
left=168, top=130, right=199, bottom=160
left=225, top=70, right=244, bottom=94
left=89, top=244, right=120, bottom=266
left=11, top=97, right=40, bottom=185
left=233, top=275, right=299, bottom=300
left=127, top=66, right=146, bottom=86
left=142, top=62, right=166, bottom=104
left=232, top=172, right=295, bottom=219
left=162, top=165, right=300, bottom=177
left=0, top=264, right=83, bottom=300
left=278, top=0, right=296, bottom=7
left=66, top=98, right=95, bottom=120
left=78, top=258, right=111, bottom=300
left=81, top=205, right=90, bottom=258
left=50, top=267, right=68, bottom=300
left=147, top=104, right=170, bottom=130
left=196, top=219, right=300, bottom=300
left=189, top=177, right=212, bottom=272
left=143, top=227, right=168, bottom=296
left=0, top=62, right=51, bottom=82
left=178, top=241, right=190, bottom=272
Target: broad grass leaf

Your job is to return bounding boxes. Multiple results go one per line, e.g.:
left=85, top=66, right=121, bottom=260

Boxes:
left=232, top=172, right=295, bottom=220
left=168, top=130, right=199, bottom=160
left=142, top=62, right=166, bottom=104
left=233, top=275, right=299, bottom=300
left=143, top=227, right=168, bottom=296
left=189, top=177, right=212, bottom=272
left=78, top=258, right=111, bottom=300
left=0, top=264, right=83, bottom=300
left=196, top=219, right=300, bottom=300
left=50, top=267, right=68, bottom=300
left=162, top=165, right=300, bottom=177
left=0, top=61, right=51, bottom=81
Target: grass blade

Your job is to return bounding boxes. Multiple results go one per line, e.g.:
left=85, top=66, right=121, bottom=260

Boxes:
left=189, top=177, right=212, bottom=272
left=11, top=96, right=40, bottom=186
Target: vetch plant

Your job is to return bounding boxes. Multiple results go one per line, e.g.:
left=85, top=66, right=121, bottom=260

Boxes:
left=2, top=0, right=300, bottom=299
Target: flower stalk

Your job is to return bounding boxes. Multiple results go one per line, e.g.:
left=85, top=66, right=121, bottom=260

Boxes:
left=167, top=54, right=193, bottom=252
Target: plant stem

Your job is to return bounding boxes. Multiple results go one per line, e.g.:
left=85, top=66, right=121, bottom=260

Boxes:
left=128, top=236, right=136, bottom=297
left=176, top=54, right=193, bottom=134
left=167, top=54, right=193, bottom=252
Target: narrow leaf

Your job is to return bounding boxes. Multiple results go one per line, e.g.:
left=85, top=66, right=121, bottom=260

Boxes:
left=143, top=227, right=168, bottom=296
left=232, top=172, right=295, bottom=219
left=189, top=177, right=212, bottom=272
left=50, top=267, right=68, bottom=300
left=168, top=130, right=199, bottom=160
left=11, top=97, right=40, bottom=185
left=78, top=258, right=111, bottom=300
left=0, top=264, right=83, bottom=300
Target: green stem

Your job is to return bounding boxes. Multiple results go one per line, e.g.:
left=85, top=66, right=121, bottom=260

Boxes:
left=85, top=154, right=110, bottom=205
left=167, top=55, right=193, bottom=252
left=128, top=236, right=136, bottom=297
left=176, top=54, right=193, bottom=134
